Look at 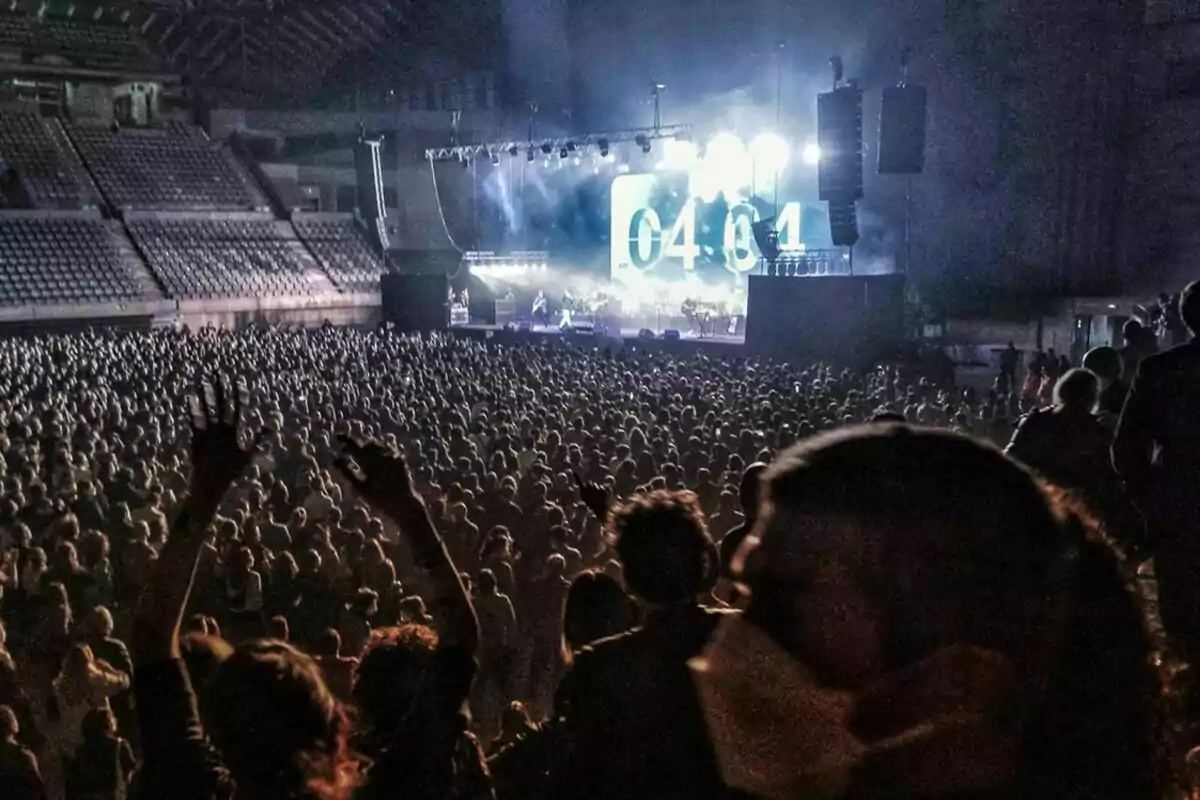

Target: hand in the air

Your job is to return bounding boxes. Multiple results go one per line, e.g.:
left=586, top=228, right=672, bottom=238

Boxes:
left=574, top=471, right=610, bottom=522
left=187, top=377, right=264, bottom=511
left=335, top=435, right=422, bottom=517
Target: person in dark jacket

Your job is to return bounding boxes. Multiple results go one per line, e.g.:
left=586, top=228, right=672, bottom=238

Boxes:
left=1114, top=279, right=1200, bottom=655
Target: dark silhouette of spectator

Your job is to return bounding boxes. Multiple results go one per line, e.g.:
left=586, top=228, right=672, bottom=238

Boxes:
left=131, top=384, right=365, bottom=800
left=64, top=707, right=134, bottom=800
left=1082, top=345, right=1128, bottom=417
left=553, top=490, right=734, bottom=800
left=0, top=705, right=45, bottom=800
left=706, top=425, right=1157, bottom=798
left=1005, top=369, right=1112, bottom=491
left=1114, top=279, right=1200, bottom=655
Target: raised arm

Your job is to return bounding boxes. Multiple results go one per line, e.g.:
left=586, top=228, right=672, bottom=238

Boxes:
left=132, top=378, right=260, bottom=666
left=336, top=436, right=479, bottom=655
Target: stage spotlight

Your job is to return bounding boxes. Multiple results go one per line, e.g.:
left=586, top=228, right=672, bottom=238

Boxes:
left=617, top=163, right=631, bottom=173
left=541, top=142, right=553, bottom=155
left=598, top=138, right=610, bottom=157
left=635, top=134, right=651, bottom=154
left=560, top=147, right=569, bottom=159
left=661, top=139, right=698, bottom=170
left=572, top=156, right=582, bottom=166
left=695, top=132, right=750, bottom=200
left=802, top=143, right=822, bottom=165
left=750, top=132, right=790, bottom=175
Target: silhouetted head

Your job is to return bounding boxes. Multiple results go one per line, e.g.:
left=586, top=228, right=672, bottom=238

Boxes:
left=608, top=489, right=717, bottom=605
left=204, top=639, right=363, bottom=800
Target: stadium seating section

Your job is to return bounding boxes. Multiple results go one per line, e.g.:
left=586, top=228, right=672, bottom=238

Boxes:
left=72, top=123, right=258, bottom=211
left=0, top=10, right=33, bottom=52
left=0, top=111, right=95, bottom=209
left=295, top=219, right=387, bottom=292
left=0, top=10, right=153, bottom=72
left=0, top=216, right=139, bottom=307
left=129, top=218, right=318, bottom=301
left=40, top=16, right=152, bottom=72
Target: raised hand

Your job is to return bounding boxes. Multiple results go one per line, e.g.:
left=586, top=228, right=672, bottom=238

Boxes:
left=574, top=471, right=611, bottom=523
left=335, top=434, right=422, bottom=518
left=187, top=376, right=261, bottom=511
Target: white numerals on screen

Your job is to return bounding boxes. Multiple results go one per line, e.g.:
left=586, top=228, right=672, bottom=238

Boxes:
left=776, top=201, right=802, bottom=252
left=664, top=201, right=699, bottom=271
left=724, top=203, right=759, bottom=273
left=627, top=207, right=662, bottom=268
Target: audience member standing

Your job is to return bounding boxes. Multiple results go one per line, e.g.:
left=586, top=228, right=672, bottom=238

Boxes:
left=1114, top=279, right=1200, bottom=655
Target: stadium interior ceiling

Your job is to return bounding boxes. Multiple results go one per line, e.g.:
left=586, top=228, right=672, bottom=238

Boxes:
left=126, top=0, right=495, bottom=104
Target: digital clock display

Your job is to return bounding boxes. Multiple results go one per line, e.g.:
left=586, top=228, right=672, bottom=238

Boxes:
left=609, top=173, right=818, bottom=286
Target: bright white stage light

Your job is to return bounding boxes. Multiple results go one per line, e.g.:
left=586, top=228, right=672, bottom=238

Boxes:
left=660, top=139, right=698, bottom=171
left=705, top=132, right=745, bottom=164
left=693, top=132, right=750, bottom=202
left=617, top=163, right=631, bottom=173
left=802, top=143, right=822, bottom=165
left=750, top=133, right=790, bottom=175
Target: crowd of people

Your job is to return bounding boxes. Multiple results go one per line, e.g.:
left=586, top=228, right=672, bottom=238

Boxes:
left=0, top=280, right=1195, bottom=798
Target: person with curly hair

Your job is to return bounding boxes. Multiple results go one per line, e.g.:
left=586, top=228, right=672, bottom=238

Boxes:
left=551, top=489, right=734, bottom=800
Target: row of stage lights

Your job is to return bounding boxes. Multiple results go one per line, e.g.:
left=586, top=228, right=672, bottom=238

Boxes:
left=472, top=262, right=549, bottom=275
left=476, top=133, right=823, bottom=173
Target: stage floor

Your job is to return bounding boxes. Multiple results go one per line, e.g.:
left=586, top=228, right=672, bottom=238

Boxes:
left=451, top=322, right=745, bottom=346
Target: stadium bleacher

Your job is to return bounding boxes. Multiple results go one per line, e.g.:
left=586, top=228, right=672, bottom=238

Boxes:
left=129, top=217, right=321, bottom=301
left=0, top=9, right=34, bottom=52
left=71, top=122, right=259, bottom=211
left=0, top=110, right=96, bottom=209
left=39, top=16, right=153, bottom=72
left=0, top=216, right=139, bottom=307
left=294, top=218, right=388, bottom=292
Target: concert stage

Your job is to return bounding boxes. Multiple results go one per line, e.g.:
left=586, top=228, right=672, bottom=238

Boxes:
left=448, top=322, right=747, bottom=354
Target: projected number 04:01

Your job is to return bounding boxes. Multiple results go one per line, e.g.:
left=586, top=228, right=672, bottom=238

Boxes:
left=622, top=199, right=802, bottom=273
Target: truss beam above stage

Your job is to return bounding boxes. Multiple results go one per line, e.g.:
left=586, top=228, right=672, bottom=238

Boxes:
left=424, top=124, right=694, bottom=162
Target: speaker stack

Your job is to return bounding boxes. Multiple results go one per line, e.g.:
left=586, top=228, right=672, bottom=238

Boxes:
left=817, top=84, right=864, bottom=248
left=878, top=86, right=927, bottom=175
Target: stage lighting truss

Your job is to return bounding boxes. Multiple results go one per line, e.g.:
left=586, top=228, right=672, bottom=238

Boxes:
left=423, top=124, right=693, bottom=163
left=463, top=251, right=550, bottom=275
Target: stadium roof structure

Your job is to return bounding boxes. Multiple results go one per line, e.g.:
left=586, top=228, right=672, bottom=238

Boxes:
left=132, top=0, right=493, bottom=102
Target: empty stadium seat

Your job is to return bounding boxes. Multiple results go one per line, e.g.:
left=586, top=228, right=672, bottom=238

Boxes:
left=0, top=10, right=34, bottom=52
left=129, top=218, right=319, bottom=300
left=0, top=111, right=94, bottom=209
left=71, top=123, right=258, bottom=211
left=294, top=219, right=387, bottom=292
left=39, top=16, right=153, bottom=71
left=0, top=216, right=140, bottom=307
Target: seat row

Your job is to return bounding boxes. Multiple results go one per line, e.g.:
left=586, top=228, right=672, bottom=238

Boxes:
left=129, top=218, right=319, bottom=301
left=294, top=219, right=388, bottom=292
left=0, top=217, right=139, bottom=307
left=71, top=124, right=258, bottom=211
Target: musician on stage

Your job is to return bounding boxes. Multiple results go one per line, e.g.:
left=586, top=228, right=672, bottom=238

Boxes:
left=532, top=290, right=549, bottom=327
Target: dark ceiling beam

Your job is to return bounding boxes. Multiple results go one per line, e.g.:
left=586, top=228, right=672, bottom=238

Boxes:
left=355, top=0, right=391, bottom=32
left=155, top=18, right=179, bottom=48
left=196, top=21, right=232, bottom=60
left=311, top=5, right=366, bottom=51
left=199, top=39, right=232, bottom=80
left=281, top=13, right=337, bottom=57
left=370, top=0, right=406, bottom=26
left=298, top=8, right=342, bottom=50
left=335, top=3, right=385, bottom=46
